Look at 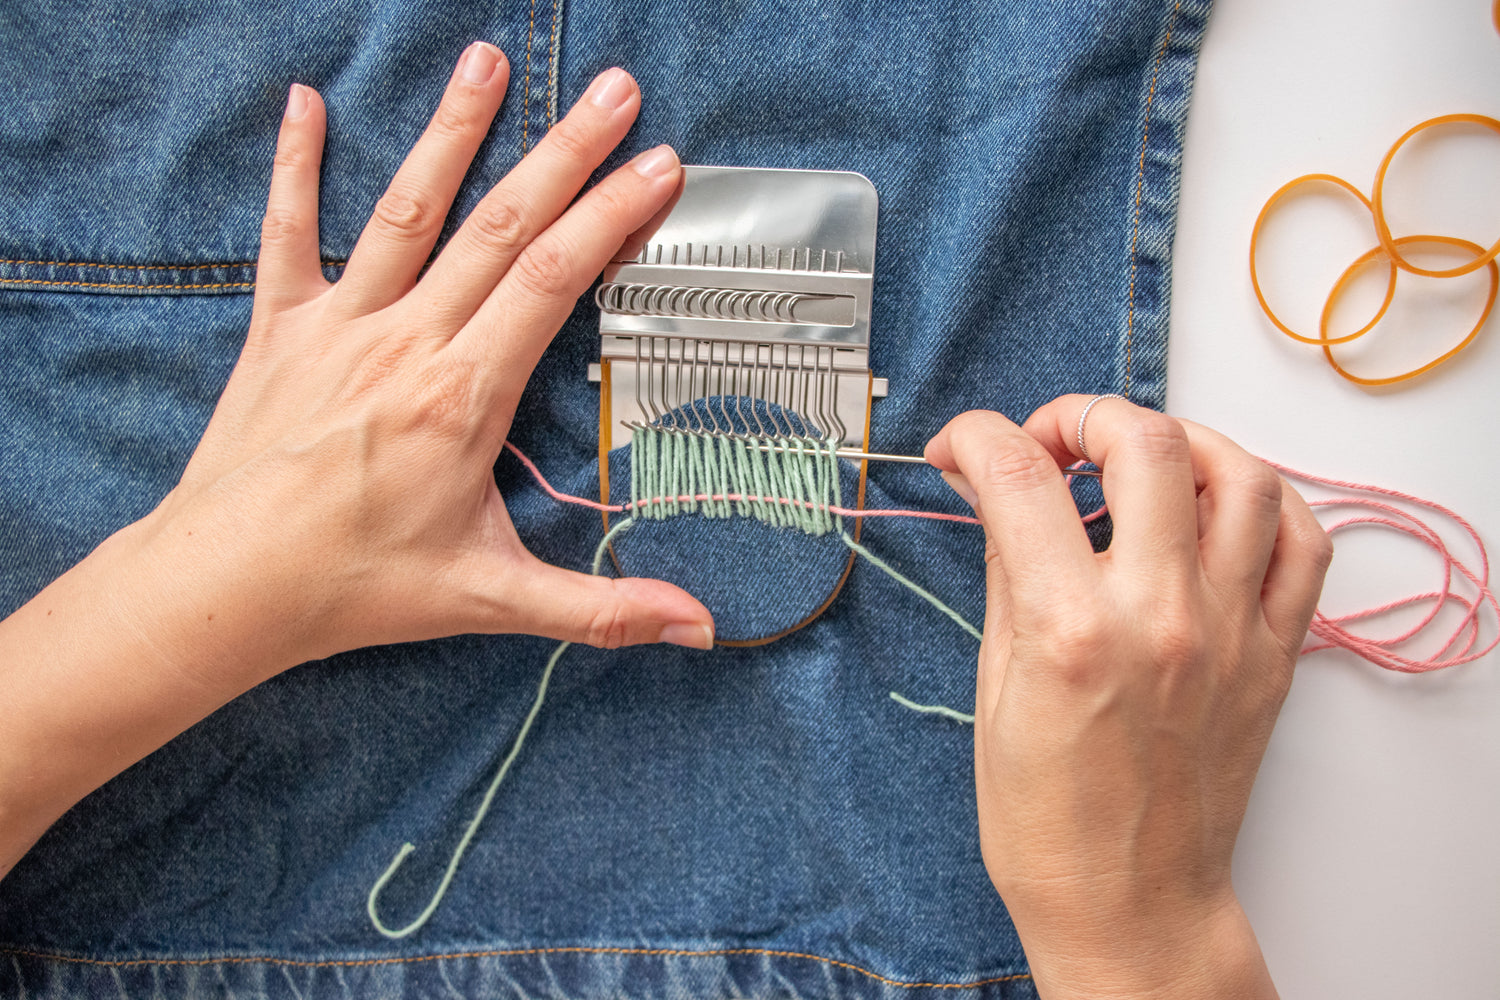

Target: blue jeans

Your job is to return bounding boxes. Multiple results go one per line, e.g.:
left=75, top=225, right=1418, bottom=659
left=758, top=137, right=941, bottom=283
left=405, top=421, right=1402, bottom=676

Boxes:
left=0, top=0, right=1212, bottom=995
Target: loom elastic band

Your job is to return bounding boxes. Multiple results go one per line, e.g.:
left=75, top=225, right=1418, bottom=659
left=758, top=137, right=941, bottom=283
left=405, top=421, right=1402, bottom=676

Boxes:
left=1317, top=233, right=1499, bottom=386
left=1370, top=114, right=1500, bottom=279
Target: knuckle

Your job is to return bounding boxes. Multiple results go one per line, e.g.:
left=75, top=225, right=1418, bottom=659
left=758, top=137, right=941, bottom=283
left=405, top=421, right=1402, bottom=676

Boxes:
left=1019, top=608, right=1112, bottom=685
left=1232, top=459, right=1284, bottom=514
left=272, top=143, right=309, bottom=172
left=1306, top=528, right=1335, bottom=573
left=587, top=181, right=636, bottom=223
left=1123, top=411, right=1190, bottom=461
left=345, top=336, right=417, bottom=395
left=260, top=207, right=304, bottom=245
left=585, top=603, right=630, bottom=649
left=428, top=99, right=483, bottom=142
left=409, top=358, right=478, bottom=434
left=466, top=196, right=529, bottom=252
left=974, top=444, right=1057, bottom=494
left=544, top=118, right=597, bottom=161
left=510, top=240, right=575, bottom=298
left=372, top=186, right=442, bottom=240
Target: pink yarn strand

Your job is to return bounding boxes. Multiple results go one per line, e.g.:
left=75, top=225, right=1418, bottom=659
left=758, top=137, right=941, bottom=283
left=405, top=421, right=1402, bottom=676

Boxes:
left=500, top=442, right=1496, bottom=674
left=1266, top=460, right=1497, bottom=673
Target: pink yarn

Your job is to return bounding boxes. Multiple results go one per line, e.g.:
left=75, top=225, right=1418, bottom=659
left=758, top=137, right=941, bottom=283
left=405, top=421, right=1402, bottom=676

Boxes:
left=1266, top=460, right=1498, bottom=672
left=501, top=442, right=1496, bottom=673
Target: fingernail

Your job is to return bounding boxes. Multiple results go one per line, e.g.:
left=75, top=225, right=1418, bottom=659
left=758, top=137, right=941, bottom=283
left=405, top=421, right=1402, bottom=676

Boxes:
left=285, top=84, right=308, bottom=121
left=940, top=471, right=979, bottom=509
left=461, top=41, right=502, bottom=85
left=632, top=144, right=679, bottom=178
left=588, top=67, right=634, bottom=110
left=660, top=622, right=714, bottom=650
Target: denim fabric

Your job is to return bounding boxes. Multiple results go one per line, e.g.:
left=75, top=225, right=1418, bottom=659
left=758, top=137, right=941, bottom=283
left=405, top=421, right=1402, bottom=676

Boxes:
left=0, top=1, right=1212, bottom=996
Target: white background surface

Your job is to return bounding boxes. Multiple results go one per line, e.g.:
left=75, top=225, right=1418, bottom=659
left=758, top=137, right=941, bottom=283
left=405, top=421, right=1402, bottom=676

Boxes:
left=1170, top=0, right=1500, bottom=996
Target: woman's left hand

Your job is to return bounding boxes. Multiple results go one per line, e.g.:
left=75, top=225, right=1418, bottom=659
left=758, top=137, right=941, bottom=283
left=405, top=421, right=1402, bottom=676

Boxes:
left=0, top=42, right=713, bottom=882
left=146, top=44, right=715, bottom=677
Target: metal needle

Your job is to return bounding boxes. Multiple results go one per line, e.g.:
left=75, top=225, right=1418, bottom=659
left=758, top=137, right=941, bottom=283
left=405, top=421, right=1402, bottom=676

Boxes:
left=745, top=442, right=1104, bottom=478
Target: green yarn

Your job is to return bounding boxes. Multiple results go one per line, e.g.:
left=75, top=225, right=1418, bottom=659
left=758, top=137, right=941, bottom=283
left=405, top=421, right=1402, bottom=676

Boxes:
left=629, top=428, right=975, bottom=716
left=838, top=531, right=984, bottom=642
left=887, top=691, right=976, bottom=724
left=365, top=516, right=636, bottom=940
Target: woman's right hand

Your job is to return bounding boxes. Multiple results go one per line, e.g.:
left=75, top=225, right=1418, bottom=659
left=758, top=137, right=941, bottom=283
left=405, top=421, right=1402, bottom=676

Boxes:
left=926, top=396, right=1332, bottom=1000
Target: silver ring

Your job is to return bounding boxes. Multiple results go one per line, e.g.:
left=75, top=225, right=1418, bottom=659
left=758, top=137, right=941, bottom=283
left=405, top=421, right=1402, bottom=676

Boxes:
left=1076, top=393, right=1126, bottom=465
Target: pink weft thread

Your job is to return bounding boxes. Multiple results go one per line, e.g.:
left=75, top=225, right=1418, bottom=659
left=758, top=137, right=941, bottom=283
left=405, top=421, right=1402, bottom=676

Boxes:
left=501, top=441, right=983, bottom=524
left=501, top=443, right=1496, bottom=673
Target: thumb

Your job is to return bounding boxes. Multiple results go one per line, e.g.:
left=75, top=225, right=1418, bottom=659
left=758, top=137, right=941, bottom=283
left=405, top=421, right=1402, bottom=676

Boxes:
left=502, top=558, right=715, bottom=650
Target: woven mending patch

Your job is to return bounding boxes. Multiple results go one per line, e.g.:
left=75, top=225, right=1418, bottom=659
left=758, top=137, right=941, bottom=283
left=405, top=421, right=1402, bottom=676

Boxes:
left=629, top=427, right=843, bottom=535
left=605, top=403, right=863, bottom=644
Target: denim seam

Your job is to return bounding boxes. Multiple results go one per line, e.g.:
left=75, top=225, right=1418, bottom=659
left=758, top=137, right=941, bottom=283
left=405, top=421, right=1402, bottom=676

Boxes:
left=521, top=0, right=539, bottom=154
left=0, top=278, right=257, bottom=292
left=0, top=257, right=277, bottom=271
left=0, top=259, right=348, bottom=295
left=520, top=0, right=562, bottom=153
left=0, top=945, right=1032, bottom=991
left=1123, top=0, right=1183, bottom=399
left=547, top=0, right=563, bottom=126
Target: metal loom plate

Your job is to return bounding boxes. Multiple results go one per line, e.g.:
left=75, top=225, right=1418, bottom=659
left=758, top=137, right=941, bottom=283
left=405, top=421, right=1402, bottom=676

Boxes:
left=592, top=165, right=880, bottom=448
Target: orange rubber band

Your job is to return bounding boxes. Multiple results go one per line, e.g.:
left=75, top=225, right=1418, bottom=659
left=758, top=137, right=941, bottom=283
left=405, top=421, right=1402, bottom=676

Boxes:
left=1317, top=233, right=1498, bottom=386
left=1370, top=113, right=1500, bottom=279
left=1249, top=173, right=1397, bottom=345
left=1251, top=111, right=1500, bottom=385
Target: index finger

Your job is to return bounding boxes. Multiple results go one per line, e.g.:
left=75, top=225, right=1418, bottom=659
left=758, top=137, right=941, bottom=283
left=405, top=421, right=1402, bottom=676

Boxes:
left=925, top=410, right=1099, bottom=600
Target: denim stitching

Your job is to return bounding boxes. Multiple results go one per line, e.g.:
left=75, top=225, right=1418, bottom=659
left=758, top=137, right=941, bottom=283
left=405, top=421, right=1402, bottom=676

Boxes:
left=547, top=0, right=562, bottom=127
left=0, top=945, right=1032, bottom=990
left=0, top=257, right=301, bottom=270
left=0, top=258, right=348, bottom=293
left=520, top=0, right=539, bottom=154
left=1123, top=0, right=1183, bottom=396
left=0, top=278, right=256, bottom=291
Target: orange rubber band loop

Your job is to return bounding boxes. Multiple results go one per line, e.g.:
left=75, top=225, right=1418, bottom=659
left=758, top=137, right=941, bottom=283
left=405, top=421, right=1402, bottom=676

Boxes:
left=1317, top=233, right=1498, bottom=386
left=1370, top=113, right=1500, bottom=278
left=1249, top=173, right=1397, bottom=345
